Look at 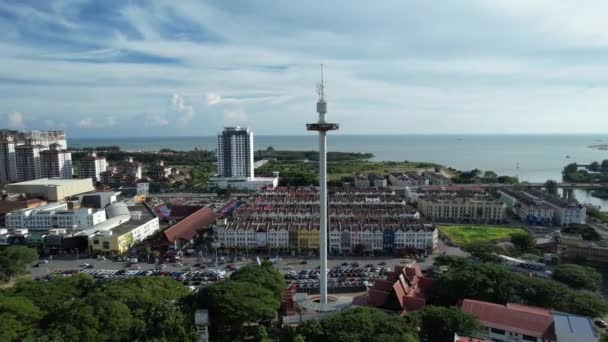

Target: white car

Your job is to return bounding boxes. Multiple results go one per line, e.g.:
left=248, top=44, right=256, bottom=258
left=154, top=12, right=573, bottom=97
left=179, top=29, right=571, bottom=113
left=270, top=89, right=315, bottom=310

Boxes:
left=283, top=265, right=294, bottom=270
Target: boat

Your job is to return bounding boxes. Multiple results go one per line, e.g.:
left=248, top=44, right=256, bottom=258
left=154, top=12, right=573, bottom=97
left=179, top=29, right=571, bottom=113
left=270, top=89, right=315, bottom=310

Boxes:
left=565, top=155, right=571, bottom=158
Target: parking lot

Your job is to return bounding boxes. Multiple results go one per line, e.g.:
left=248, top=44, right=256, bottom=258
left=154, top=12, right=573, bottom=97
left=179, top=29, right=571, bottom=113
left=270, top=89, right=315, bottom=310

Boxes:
left=28, top=254, right=436, bottom=292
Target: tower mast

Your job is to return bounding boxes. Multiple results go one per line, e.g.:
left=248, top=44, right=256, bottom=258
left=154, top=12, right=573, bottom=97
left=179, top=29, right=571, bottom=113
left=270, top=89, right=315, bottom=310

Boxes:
left=306, top=65, right=339, bottom=306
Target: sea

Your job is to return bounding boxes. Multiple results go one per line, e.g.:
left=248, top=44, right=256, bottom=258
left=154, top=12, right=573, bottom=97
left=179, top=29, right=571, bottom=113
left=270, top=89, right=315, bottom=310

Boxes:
left=70, top=134, right=608, bottom=209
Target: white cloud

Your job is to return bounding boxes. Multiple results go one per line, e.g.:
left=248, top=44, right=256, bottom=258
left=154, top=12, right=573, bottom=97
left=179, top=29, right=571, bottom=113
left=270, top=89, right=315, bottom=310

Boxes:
left=7, top=111, right=24, bottom=127
left=44, top=119, right=66, bottom=128
left=171, top=93, right=194, bottom=126
left=149, top=114, right=169, bottom=127
left=205, top=93, right=221, bottom=105
left=77, top=117, right=116, bottom=128
left=222, top=109, right=248, bottom=125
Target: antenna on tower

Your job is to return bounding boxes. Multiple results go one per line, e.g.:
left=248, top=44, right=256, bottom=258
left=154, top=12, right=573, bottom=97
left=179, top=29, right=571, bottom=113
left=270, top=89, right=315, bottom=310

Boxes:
left=317, top=64, right=325, bottom=101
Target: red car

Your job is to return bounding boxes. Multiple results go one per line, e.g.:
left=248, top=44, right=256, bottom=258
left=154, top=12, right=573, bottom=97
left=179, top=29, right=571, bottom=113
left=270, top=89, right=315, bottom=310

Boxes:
left=226, top=264, right=237, bottom=270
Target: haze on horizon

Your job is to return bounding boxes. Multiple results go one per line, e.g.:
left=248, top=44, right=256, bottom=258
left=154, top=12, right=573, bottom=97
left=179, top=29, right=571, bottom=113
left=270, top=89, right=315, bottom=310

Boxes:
left=2, top=0, right=608, bottom=137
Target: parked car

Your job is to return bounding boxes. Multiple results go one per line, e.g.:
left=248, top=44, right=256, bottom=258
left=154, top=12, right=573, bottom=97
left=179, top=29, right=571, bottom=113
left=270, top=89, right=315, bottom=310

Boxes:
left=378, top=261, right=386, bottom=265
left=300, top=260, right=308, bottom=265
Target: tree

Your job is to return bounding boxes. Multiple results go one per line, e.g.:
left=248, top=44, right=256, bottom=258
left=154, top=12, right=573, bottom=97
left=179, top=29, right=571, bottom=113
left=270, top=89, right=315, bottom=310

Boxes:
left=295, top=307, right=417, bottom=342
left=510, top=233, right=536, bottom=253
left=417, top=306, right=479, bottom=342
left=552, top=264, right=601, bottom=291
left=229, top=263, right=286, bottom=300
left=602, top=160, right=608, bottom=172
left=544, top=179, right=558, bottom=196
left=497, top=175, right=518, bottom=184
left=0, top=246, right=38, bottom=280
left=0, top=295, right=42, bottom=342
left=589, top=161, right=601, bottom=172
left=199, top=280, right=280, bottom=341
left=562, top=224, right=601, bottom=241
left=462, top=241, right=501, bottom=263
left=482, top=170, right=497, bottom=181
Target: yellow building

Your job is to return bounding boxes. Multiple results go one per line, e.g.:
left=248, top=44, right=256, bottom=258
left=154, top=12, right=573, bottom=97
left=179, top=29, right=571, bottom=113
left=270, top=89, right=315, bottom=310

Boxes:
left=297, top=226, right=320, bottom=252
left=88, top=202, right=159, bottom=255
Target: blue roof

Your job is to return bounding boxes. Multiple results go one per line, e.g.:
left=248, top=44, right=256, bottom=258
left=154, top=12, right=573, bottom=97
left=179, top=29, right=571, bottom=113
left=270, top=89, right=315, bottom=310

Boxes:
left=553, top=312, right=596, bottom=337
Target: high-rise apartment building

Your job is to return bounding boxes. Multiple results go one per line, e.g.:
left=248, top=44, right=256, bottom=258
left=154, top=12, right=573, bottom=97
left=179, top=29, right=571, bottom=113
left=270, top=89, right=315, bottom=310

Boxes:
left=40, top=144, right=73, bottom=179
left=0, top=129, right=68, bottom=181
left=216, top=127, right=254, bottom=178
left=15, top=144, right=45, bottom=181
left=0, top=138, right=17, bottom=181
left=77, top=152, right=107, bottom=182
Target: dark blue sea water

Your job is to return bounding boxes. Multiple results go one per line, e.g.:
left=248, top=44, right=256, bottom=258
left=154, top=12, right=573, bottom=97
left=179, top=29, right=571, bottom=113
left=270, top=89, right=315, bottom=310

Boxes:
left=70, top=134, right=608, bottom=208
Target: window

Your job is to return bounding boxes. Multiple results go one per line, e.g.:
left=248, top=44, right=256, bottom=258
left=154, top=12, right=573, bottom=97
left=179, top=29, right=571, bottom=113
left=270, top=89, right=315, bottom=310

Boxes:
left=102, top=242, right=110, bottom=249
left=490, top=328, right=505, bottom=335
left=522, top=335, right=537, bottom=342
left=93, top=239, right=99, bottom=245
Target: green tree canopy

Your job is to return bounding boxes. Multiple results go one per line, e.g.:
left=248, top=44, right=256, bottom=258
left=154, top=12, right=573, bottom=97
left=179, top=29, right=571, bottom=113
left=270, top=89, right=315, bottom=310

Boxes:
left=462, top=241, right=501, bottom=263
left=562, top=224, right=601, bottom=241
left=429, top=262, right=608, bottom=317
left=552, top=264, right=601, bottom=291
left=2, top=274, right=195, bottom=341
left=544, top=179, right=558, bottom=196
left=229, top=262, right=286, bottom=299
left=295, top=307, right=418, bottom=342
left=510, top=233, right=536, bottom=253
left=198, top=280, right=280, bottom=341
left=416, top=306, right=479, bottom=342
left=0, top=246, right=38, bottom=280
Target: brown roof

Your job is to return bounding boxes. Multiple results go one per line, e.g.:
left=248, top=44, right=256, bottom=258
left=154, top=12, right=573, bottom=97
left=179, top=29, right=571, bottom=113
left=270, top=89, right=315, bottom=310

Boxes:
left=461, top=299, right=555, bottom=340
left=169, top=205, right=204, bottom=220
left=164, top=207, right=217, bottom=243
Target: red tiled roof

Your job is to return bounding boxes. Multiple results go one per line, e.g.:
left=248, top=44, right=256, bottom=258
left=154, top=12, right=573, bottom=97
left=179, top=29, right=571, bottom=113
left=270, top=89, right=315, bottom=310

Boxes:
left=456, top=335, right=492, bottom=342
left=461, top=299, right=555, bottom=340
left=164, top=207, right=217, bottom=243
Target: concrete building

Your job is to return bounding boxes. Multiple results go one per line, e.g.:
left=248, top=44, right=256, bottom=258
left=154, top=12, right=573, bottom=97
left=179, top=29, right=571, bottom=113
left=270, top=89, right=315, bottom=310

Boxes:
left=0, top=130, right=67, bottom=181
left=498, top=189, right=555, bottom=226
left=148, top=160, right=172, bottom=180
left=461, top=299, right=556, bottom=342
left=87, top=202, right=159, bottom=255
left=195, top=309, right=209, bottom=342
left=388, top=173, right=429, bottom=187
left=461, top=299, right=597, bottom=342
left=0, top=138, right=17, bottom=181
left=5, top=178, right=95, bottom=201
left=40, top=144, right=73, bottom=179
left=422, top=171, right=449, bottom=185
left=417, top=195, right=506, bottom=224
left=217, top=127, right=254, bottom=178
left=4, top=202, right=106, bottom=231
left=0, top=196, right=46, bottom=227
left=353, top=173, right=388, bottom=188
left=15, top=144, right=45, bottom=181
left=100, top=157, right=142, bottom=186
left=77, top=152, right=107, bottom=182
left=353, top=173, right=371, bottom=188
left=525, top=189, right=585, bottom=226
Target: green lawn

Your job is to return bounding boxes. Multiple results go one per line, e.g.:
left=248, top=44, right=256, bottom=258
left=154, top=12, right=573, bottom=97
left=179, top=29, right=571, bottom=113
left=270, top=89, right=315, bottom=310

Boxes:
left=438, top=225, right=528, bottom=245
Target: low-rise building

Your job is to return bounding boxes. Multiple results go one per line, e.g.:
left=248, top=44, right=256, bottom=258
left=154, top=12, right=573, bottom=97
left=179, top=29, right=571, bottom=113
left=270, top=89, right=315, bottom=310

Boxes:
left=87, top=202, right=159, bottom=255
left=525, top=189, right=585, bottom=226
left=498, top=189, right=555, bottom=226
left=6, top=178, right=95, bottom=201
left=417, top=194, right=506, bottom=224
left=388, top=173, right=429, bottom=187
left=461, top=299, right=555, bottom=342
left=422, top=171, right=449, bottom=185
left=461, top=299, right=597, bottom=342
left=5, top=202, right=107, bottom=231
left=353, top=173, right=388, bottom=188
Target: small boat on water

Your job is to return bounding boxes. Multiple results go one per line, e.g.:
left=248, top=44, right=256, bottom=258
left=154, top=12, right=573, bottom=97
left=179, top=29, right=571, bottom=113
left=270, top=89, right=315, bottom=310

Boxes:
left=565, top=155, right=571, bottom=158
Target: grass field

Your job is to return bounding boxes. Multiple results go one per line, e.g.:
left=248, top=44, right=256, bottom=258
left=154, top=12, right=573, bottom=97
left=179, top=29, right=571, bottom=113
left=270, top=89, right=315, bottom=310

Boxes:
left=438, top=225, right=528, bottom=245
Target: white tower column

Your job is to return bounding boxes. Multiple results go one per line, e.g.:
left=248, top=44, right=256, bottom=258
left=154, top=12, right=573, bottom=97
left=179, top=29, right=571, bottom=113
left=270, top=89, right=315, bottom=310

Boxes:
left=306, top=65, right=339, bottom=306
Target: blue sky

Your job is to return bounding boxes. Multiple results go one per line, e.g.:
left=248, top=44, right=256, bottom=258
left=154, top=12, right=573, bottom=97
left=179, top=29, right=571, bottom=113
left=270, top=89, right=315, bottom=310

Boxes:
left=2, top=0, right=608, bottom=137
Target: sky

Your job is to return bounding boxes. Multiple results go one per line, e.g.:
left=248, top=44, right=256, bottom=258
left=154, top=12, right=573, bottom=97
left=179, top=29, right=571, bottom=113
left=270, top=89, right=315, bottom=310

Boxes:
left=2, top=0, right=608, bottom=137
